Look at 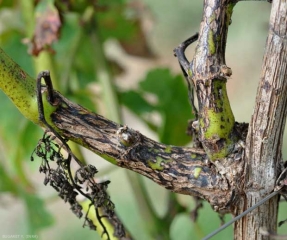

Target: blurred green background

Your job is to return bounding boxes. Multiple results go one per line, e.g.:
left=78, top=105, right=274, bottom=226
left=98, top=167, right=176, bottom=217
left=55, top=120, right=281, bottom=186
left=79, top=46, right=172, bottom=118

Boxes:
left=0, top=0, right=286, bottom=240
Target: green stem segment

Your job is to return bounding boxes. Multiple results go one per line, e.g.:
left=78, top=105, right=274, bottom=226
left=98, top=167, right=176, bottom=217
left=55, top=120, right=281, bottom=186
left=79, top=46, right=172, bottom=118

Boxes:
left=197, top=79, right=236, bottom=161
left=191, top=0, right=238, bottom=161
left=0, top=48, right=39, bottom=125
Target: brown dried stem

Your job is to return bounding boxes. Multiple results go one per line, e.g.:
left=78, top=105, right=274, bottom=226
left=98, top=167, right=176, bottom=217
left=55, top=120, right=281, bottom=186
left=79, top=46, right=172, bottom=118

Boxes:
left=235, top=0, right=287, bottom=239
left=48, top=91, right=234, bottom=209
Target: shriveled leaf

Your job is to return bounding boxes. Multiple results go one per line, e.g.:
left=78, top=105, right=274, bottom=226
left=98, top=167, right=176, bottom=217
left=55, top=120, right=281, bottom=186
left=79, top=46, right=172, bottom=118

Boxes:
left=28, top=0, right=61, bottom=56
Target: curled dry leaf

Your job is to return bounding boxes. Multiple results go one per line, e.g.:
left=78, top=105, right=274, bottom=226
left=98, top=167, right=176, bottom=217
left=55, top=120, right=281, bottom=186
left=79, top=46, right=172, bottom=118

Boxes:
left=28, top=2, right=61, bottom=56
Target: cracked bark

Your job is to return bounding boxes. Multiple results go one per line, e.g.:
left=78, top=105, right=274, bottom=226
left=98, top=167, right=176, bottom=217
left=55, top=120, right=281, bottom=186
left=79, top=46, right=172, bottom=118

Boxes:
left=50, top=92, right=232, bottom=209
left=191, top=0, right=240, bottom=161
left=0, top=0, right=285, bottom=238
left=234, top=0, right=287, bottom=239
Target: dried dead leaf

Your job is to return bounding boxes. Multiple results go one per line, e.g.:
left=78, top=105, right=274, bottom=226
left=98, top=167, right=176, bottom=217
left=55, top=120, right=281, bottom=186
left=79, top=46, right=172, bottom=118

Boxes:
left=28, top=2, right=61, bottom=56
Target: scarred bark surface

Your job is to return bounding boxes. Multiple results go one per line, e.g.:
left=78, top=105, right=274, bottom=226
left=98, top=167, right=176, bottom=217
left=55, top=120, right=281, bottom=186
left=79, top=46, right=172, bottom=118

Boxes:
left=50, top=92, right=234, bottom=209
left=234, top=0, right=287, bottom=239
left=0, top=0, right=285, bottom=239
left=191, top=0, right=240, bottom=161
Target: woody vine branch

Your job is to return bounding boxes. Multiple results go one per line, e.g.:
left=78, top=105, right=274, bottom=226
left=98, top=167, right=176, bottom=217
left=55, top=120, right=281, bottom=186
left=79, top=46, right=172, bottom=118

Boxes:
left=0, top=0, right=246, bottom=213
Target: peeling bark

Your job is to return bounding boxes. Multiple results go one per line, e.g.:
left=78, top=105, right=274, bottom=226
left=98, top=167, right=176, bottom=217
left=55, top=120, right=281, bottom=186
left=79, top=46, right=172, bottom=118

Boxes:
left=0, top=0, right=285, bottom=238
left=191, top=0, right=240, bottom=161
left=49, top=92, right=234, bottom=209
left=234, top=0, right=287, bottom=239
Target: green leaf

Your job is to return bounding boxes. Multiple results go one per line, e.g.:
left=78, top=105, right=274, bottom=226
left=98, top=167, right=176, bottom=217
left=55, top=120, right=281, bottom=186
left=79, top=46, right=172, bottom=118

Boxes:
left=0, top=0, right=17, bottom=8
left=0, top=161, right=17, bottom=194
left=53, top=13, right=83, bottom=91
left=97, top=2, right=137, bottom=42
left=67, top=89, right=97, bottom=112
left=170, top=213, right=194, bottom=240
left=120, top=90, right=154, bottom=115
left=11, top=121, right=43, bottom=190
left=0, top=161, right=53, bottom=233
left=121, top=68, right=194, bottom=145
left=55, top=13, right=97, bottom=90
left=0, top=90, right=41, bottom=186
left=0, top=90, right=27, bottom=155
left=119, top=90, right=158, bottom=131
left=73, top=36, right=97, bottom=88
left=0, top=31, right=34, bottom=76
left=22, top=193, right=54, bottom=233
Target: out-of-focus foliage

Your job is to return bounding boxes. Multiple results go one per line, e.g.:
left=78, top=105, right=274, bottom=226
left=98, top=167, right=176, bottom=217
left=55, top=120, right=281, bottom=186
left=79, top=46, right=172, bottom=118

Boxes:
left=120, top=68, right=193, bottom=145
left=28, top=0, right=61, bottom=56
left=0, top=0, right=285, bottom=240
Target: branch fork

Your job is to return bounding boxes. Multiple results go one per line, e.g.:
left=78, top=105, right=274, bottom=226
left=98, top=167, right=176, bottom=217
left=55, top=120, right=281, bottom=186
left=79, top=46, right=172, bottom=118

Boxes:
left=33, top=0, right=246, bottom=215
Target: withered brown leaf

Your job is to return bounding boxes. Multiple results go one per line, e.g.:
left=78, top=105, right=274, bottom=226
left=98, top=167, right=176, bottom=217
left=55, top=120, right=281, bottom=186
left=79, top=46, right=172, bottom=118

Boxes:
left=28, top=2, right=61, bottom=56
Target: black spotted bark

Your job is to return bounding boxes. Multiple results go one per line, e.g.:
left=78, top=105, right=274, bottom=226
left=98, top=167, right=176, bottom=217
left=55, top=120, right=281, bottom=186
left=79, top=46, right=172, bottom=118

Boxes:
left=0, top=0, right=286, bottom=239
left=191, top=0, right=239, bottom=162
